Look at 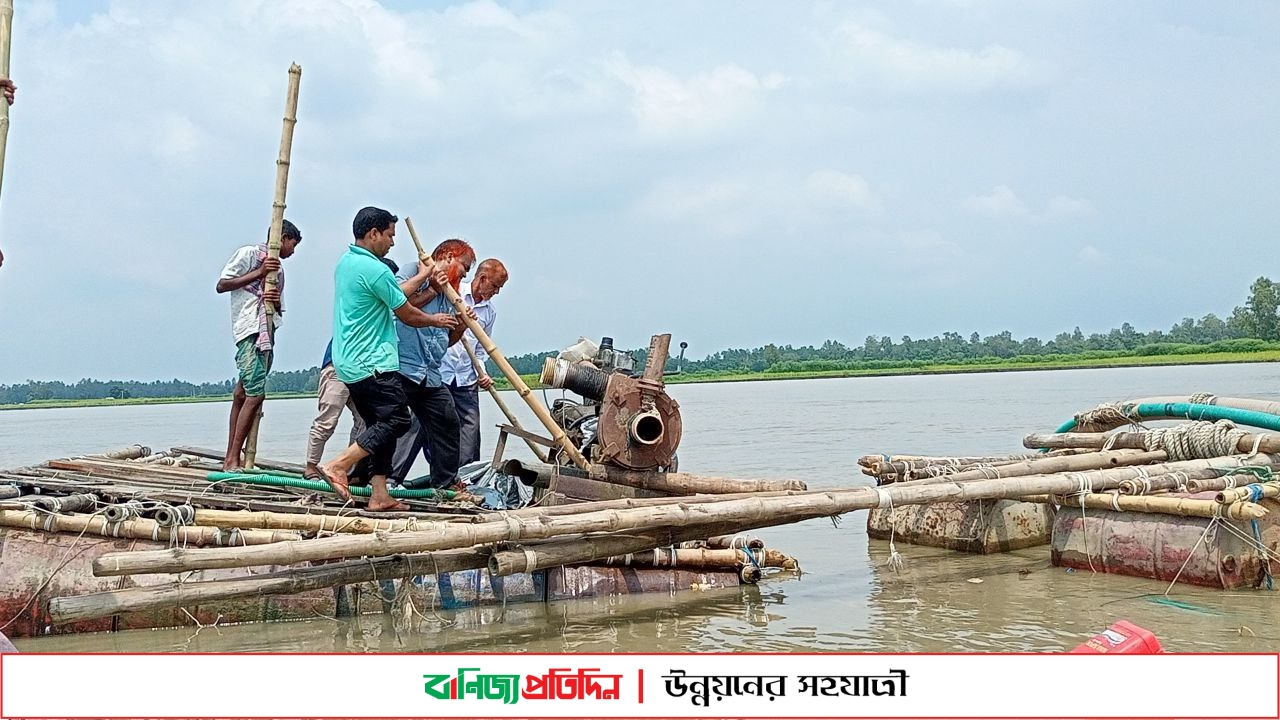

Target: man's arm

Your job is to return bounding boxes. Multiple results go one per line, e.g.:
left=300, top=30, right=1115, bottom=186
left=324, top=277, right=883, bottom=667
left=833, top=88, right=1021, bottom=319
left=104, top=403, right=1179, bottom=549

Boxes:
left=394, top=302, right=461, bottom=330
left=216, top=256, right=278, bottom=294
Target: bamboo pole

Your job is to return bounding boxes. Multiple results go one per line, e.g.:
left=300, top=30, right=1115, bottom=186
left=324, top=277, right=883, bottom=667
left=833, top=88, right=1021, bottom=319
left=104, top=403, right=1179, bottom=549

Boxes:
left=1025, top=429, right=1280, bottom=455
left=100, top=458, right=1280, bottom=577
left=461, top=336, right=549, bottom=462
left=488, top=523, right=743, bottom=576
left=0, top=510, right=301, bottom=545
left=1116, top=468, right=1229, bottom=495
left=586, top=463, right=806, bottom=494
left=244, top=62, right=302, bottom=470
left=402, top=216, right=589, bottom=470
left=1186, top=473, right=1274, bottom=494
left=193, top=508, right=422, bottom=534
left=599, top=547, right=795, bottom=570
left=1026, top=492, right=1267, bottom=521
left=1216, top=482, right=1280, bottom=505
left=50, top=547, right=489, bottom=625
left=894, top=449, right=1166, bottom=486
left=0, top=0, right=12, bottom=202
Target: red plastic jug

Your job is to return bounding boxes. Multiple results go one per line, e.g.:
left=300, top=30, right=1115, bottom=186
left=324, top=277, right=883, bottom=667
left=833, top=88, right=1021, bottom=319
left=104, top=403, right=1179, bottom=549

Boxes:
left=1068, top=620, right=1163, bottom=654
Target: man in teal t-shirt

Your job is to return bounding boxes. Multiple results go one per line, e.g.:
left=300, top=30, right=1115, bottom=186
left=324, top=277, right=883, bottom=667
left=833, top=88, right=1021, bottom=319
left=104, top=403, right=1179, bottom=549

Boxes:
left=318, top=206, right=455, bottom=512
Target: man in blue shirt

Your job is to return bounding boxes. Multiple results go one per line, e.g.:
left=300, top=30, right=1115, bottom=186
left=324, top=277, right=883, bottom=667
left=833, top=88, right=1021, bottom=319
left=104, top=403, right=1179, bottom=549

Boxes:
left=318, top=207, right=458, bottom=512
left=389, top=238, right=476, bottom=490
left=439, top=258, right=508, bottom=464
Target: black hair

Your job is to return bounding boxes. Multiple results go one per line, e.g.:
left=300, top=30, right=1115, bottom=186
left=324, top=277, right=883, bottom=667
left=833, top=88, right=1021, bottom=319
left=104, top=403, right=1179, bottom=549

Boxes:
left=352, top=206, right=398, bottom=240
left=380, top=257, right=400, bottom=274
left=265, top=219, right=302, bottom=241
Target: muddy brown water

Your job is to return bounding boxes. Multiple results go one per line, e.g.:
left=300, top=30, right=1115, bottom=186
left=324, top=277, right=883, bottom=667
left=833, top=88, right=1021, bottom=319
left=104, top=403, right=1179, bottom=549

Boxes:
left=4, top=364, right=1279, bottom=653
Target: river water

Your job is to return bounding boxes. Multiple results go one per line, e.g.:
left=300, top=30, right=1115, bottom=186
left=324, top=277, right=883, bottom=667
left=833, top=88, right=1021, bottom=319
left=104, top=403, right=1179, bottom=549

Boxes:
left=5, top=364, right=1280, bottom=653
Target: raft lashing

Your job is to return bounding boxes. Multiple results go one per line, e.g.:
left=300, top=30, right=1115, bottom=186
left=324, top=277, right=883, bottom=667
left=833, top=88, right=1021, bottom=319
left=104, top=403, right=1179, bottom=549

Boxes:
left=861, top=393, right=1280, bottom=590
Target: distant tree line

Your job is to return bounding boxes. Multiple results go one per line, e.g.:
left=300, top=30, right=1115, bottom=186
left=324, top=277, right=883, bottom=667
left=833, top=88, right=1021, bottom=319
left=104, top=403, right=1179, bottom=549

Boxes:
left=5, top=277, right=1280, bottom=404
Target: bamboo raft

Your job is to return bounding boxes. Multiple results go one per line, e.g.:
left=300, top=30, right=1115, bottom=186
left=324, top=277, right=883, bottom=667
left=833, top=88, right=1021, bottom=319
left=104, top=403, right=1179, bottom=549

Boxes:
left=0, top=444, right=805, bottom=638
left=859, top=393, right=1280, bottom=590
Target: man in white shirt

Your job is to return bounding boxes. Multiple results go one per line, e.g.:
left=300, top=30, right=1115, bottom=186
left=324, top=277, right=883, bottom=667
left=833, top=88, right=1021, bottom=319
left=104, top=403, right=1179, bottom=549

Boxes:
left=215, top=220, right=301, bottom=471
left=439, top=258, right=508, bottom=464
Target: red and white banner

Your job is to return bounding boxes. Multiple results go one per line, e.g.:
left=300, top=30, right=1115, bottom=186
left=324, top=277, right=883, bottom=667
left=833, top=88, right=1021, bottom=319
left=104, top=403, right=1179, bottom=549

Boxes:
left=2, top=652, right=1277, bottom=719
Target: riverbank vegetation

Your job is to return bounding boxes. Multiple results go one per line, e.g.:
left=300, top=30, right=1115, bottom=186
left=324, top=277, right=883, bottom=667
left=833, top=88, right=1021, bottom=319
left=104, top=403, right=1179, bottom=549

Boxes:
left=5, top=278, right=1280, bottom=409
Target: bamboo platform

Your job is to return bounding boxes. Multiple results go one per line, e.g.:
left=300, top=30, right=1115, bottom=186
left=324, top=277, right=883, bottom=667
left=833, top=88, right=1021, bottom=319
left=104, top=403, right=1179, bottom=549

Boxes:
left=0, top=445, right=799, bottom=638
left=859, top=394, right=1280, bottom=590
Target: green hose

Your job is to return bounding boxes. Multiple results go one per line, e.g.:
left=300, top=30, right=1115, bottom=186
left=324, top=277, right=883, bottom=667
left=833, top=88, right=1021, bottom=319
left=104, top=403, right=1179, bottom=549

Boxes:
left=205, top=472, right=456, bottom=500
left=1054, top=402, right=1280, bottom=434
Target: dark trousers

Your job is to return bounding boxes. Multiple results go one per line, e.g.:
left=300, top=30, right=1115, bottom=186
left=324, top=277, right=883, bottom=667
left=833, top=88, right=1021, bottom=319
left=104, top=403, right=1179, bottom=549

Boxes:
left=447, top=381, right=482, bottom=465
left=390, top=376, right=461, bottom=489
left=345, top=373, right=411, bottom=478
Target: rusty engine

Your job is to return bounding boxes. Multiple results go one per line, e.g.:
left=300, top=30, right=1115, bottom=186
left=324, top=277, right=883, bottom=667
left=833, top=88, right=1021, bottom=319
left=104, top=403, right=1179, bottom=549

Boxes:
left=540, top=334, right=683, bottom=471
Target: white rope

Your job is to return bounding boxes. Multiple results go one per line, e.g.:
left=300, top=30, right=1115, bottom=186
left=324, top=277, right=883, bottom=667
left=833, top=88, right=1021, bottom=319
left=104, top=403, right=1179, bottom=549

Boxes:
left=1141, top=420, right=1248, bottom=461
left=881, top=492, right=904, bottom=573
left=873, top=487, right=893, bottom=509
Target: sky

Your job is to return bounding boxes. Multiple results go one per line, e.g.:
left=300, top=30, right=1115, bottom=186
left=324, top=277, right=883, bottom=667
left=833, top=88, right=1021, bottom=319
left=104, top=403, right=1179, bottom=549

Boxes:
left=0, top=0, right=1276, bottom=384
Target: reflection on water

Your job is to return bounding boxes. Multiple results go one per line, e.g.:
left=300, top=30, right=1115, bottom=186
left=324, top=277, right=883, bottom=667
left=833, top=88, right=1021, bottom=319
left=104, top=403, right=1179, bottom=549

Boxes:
left=8, top=363, right=1280, bottom=652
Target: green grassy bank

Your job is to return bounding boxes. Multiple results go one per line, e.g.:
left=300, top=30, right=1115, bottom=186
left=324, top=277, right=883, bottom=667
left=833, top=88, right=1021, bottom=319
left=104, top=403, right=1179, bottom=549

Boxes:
left=4, top=348, right=1277, bottom=412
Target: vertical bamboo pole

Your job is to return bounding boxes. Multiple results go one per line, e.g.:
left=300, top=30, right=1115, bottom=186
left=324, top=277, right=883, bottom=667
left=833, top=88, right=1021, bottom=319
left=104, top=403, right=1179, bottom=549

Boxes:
left=461, top=336, right=549, bottom=463
left=244, top=63, right=302, bottom=469
left=402, top=217, right=589, bottom=469
left=0, top=0, right=13, bottom=202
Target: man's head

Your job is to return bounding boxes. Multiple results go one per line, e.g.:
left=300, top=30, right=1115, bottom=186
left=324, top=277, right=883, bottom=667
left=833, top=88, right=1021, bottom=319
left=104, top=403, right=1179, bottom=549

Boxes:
left=431, top=238, right=476, bottom=289
left=274, top=219, right=302, bottom=259
left=471, top=258, right=508, bottom=302
left=352, top=207, right=398, bottom=257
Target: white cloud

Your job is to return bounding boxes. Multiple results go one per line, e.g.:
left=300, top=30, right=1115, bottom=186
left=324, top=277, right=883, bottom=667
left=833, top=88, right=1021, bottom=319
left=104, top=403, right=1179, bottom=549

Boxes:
left=805, top=170, right=881, bottom=211
left=152, top=113, right=210, bottom=165
left=606, top=53, right=785, bottom=134
left=963, top=185, right=1093, bottom=222
left=1044, top=195, right=1095, bottom=219
left=963, top=185, right=1029, bottom=218
left=834, top=21, right=1038, bottom=92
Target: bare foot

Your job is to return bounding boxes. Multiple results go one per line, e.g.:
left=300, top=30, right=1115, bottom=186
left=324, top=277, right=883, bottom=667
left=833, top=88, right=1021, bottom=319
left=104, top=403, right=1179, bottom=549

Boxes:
left=303, top=463, right=322, bottom=480
left=222, top=462, right=244, bottom=472
left=317, top=463, right=352, bottom=501
left=367, top=498, right=410, bottom=512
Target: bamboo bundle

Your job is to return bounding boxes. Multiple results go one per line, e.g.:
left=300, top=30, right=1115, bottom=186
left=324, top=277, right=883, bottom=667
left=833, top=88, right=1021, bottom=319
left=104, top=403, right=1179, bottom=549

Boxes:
left=587, top=464, right=806, bottom=494
left=1216, top=482, right=1280, bottom=505
left=0, top=510, right=300, bottom=545
left=859, top=455, right=1043, bottom=482
left=96, top=458, right=1255, bottom=577
left=488, top=523, right=740, bottom=576
left=600, top=547, right=795, bottom=570
left=1117, top=471, right=1206, bottom=495
left=26, top=493, right=98, bottom=513
left=1028, top=492, right=1267, bottom=521
left=703, top=534, right=764, bottom=550
left=1186, top=473, right=1274, bottom=494
left=244, top=62, right=302, bottom=470
left=1025, top=429, right=1280, bottom=455
left=404, top=217, right=589, bottom=469
left=901, top=452, right=1272, bottom=488
left=884, top=449, right=1163, bottom=486
left=193, top=508, right=425, bottom=534
left=98, top=446, right=151, bottom=460
left=49, top=547, right=490, bottom=625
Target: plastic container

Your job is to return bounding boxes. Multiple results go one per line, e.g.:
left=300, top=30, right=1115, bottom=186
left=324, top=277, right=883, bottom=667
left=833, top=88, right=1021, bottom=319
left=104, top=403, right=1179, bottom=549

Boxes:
left=1068, top=620, right=1163, bottom=654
